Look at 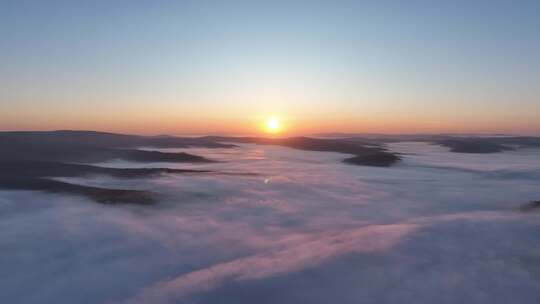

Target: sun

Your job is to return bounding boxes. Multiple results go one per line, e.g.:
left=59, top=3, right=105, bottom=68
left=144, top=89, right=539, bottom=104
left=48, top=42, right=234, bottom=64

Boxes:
left=265, top=117, right=281, bottom=134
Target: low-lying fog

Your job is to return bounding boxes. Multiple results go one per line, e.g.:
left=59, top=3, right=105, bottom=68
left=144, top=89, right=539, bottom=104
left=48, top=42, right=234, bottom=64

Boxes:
left=2, top=142, right=540, bottom=303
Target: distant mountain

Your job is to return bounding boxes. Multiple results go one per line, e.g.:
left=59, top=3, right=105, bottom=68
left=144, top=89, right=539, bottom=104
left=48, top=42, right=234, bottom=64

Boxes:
left=0, top=130, right=235, bottom=149
left=0, top=131, right=227, bottom=204
left=3, top=130, right=536, bottom=204
left=313, top=132, right=540, bottom=153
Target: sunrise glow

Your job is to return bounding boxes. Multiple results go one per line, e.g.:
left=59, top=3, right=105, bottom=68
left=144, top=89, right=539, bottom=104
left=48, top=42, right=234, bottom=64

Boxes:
left=265, top=117, right=281, bottom=134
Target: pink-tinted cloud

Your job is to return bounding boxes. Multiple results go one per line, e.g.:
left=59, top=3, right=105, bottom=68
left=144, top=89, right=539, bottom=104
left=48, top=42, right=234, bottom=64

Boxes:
left=126, top=223, right=417, bottom=303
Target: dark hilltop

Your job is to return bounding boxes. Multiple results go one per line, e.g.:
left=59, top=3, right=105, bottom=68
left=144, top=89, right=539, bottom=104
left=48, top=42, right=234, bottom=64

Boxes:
left=202, top=135, right=401, bottom=166
left=3, top=131, right=538, bottom=205
left=0, top=131, right=224, bottom=204
left=0, top=131, right=403, bottom=204
left=315, top=133, right=540, bottom=154
left=9, top=131, right=539, bottom=205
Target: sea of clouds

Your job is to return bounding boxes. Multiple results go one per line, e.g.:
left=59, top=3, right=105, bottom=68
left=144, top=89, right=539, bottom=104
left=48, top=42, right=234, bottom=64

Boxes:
left=1, top=142, right=540, bottom=303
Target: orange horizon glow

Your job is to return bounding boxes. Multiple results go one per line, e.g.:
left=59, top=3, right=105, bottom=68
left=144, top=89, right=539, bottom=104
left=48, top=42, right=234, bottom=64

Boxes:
left=2, top=2, right=540, bottom=138
left=2, top=93, right=540, bottom=136
left=1, top=112, right=539, bottom=137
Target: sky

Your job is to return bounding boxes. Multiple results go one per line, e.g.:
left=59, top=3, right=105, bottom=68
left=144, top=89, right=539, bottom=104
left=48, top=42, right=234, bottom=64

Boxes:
left=1, top=0, right=539, bottom=135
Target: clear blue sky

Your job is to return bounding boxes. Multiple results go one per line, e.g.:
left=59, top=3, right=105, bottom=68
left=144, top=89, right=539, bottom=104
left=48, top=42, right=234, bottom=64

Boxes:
left=1, top=0, right=539, bottom=134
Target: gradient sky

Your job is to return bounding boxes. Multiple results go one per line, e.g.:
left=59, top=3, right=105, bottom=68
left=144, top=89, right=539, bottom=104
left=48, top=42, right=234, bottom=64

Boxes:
left=1, top=0, right=539, bottom=135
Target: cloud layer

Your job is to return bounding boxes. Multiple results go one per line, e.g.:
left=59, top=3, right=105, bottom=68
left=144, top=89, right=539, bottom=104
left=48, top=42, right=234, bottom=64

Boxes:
left=2, top=143, right=540, bottom=303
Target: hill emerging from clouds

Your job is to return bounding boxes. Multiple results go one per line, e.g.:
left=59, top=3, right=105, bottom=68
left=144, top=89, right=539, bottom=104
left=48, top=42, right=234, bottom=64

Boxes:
left=0, top=131, right=404, bottom=204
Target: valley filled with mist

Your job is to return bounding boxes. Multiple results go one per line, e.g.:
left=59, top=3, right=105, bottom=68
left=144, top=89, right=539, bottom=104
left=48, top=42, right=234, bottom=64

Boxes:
left=1, top=132, right=540, bottom=303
